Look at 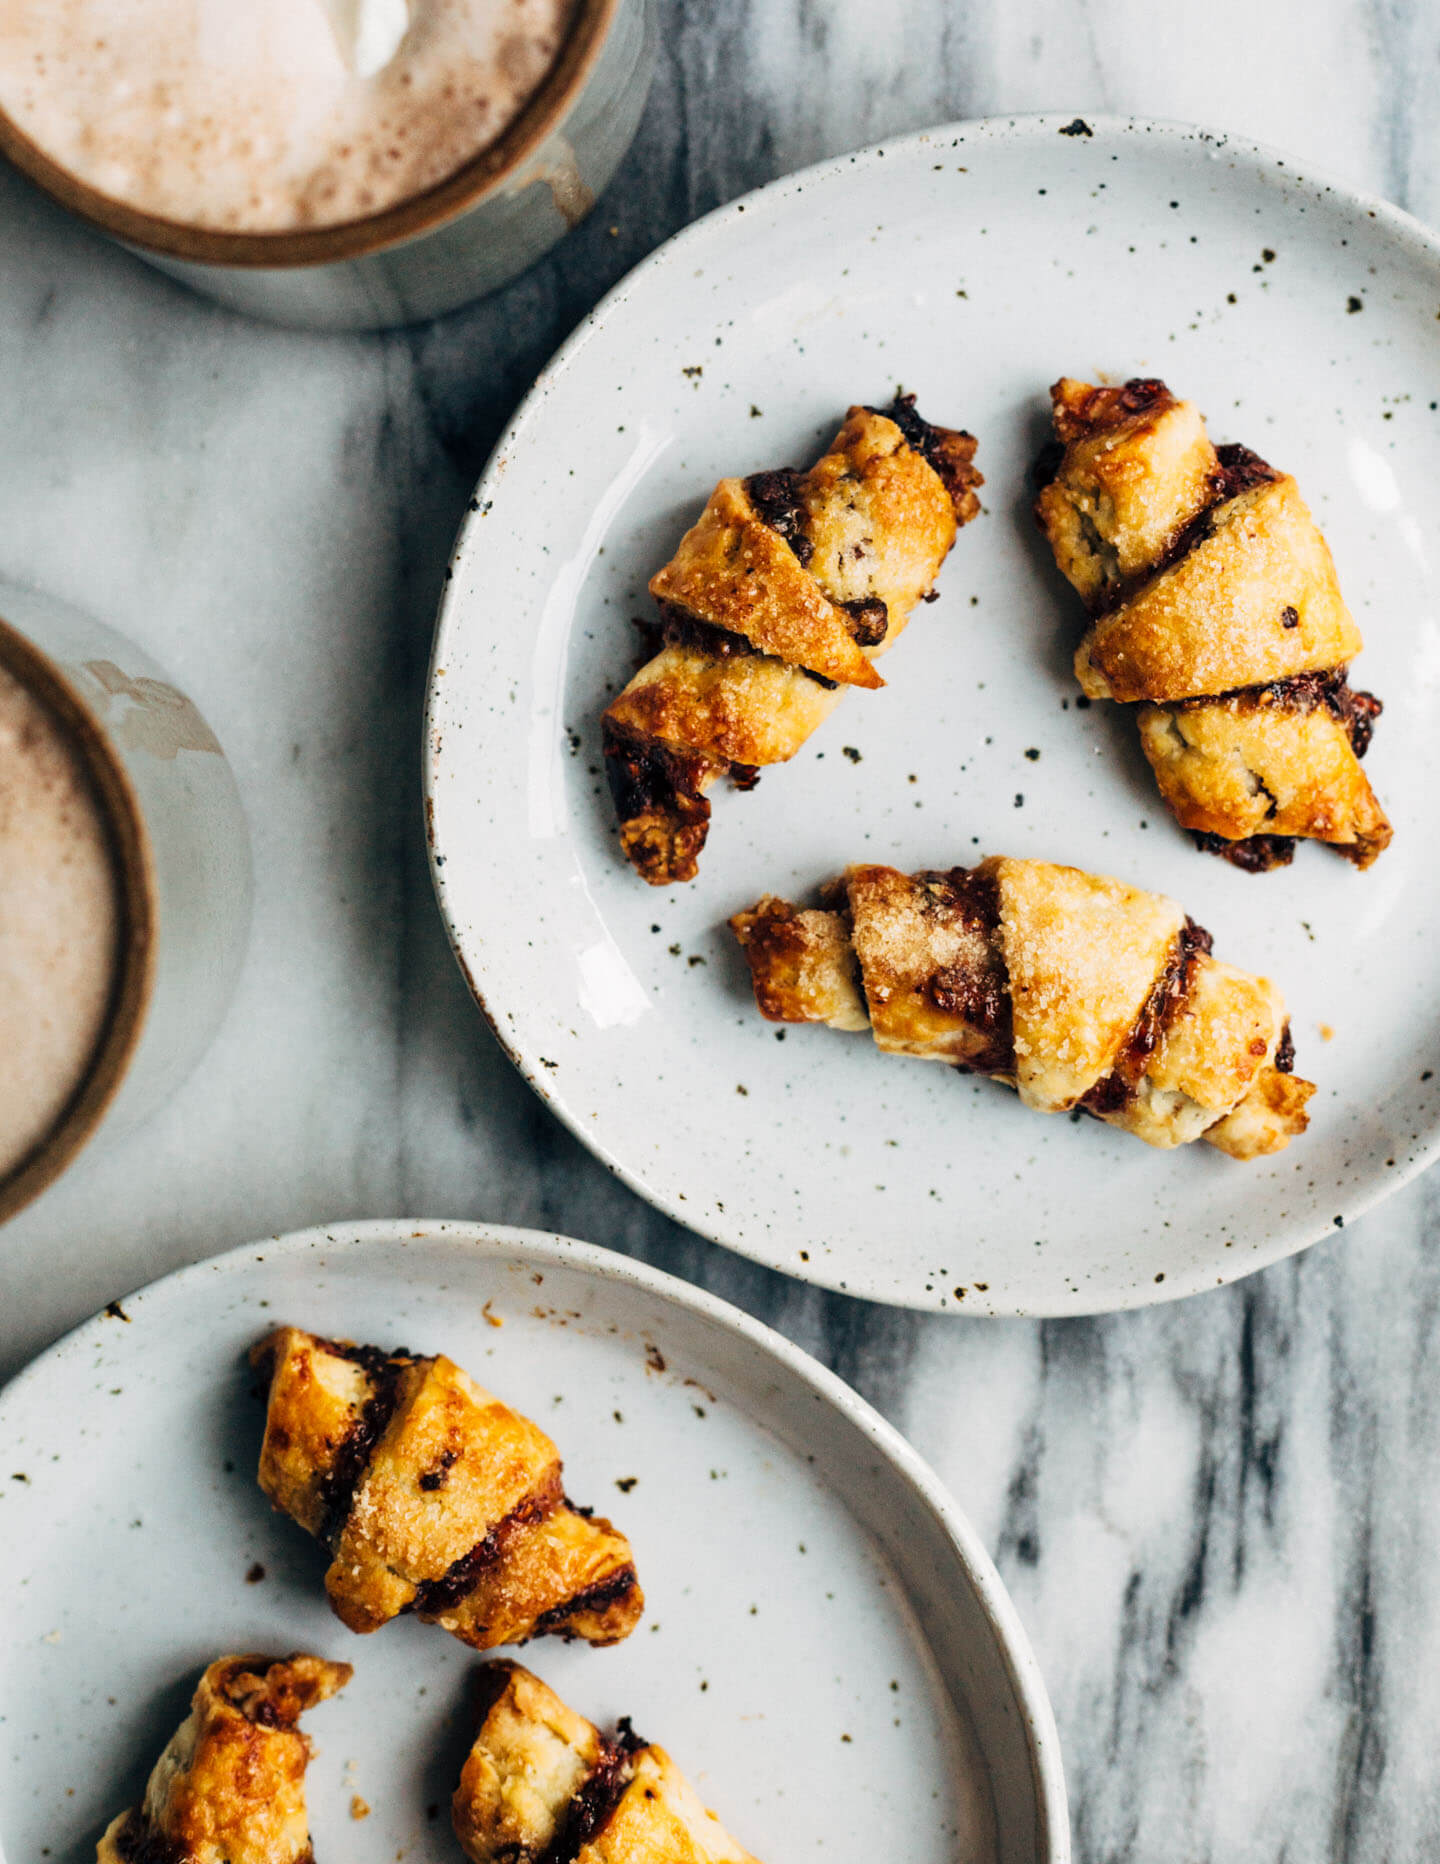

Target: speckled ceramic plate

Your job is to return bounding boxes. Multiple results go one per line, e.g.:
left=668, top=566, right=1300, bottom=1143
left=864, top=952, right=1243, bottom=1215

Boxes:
left=0, top=1221, right=1065, bottom=1864
left=425, top=115, right=1440, bottom=1315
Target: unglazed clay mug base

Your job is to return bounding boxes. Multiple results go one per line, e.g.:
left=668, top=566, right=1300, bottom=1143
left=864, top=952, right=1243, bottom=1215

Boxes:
left=0, top=0, right=655, bottom=331
left=0, top=582, right=251, bottom=1223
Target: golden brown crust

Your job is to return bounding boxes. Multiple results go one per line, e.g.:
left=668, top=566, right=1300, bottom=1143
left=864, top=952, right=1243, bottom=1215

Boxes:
left=606, top=648, right=840, bottom=772
left=453, top=1662, right=760, bottom=1864
left=991, top=856, right=1185, bottom=1112
left=1100, top=956, right=1294, bottom=1151
left=605, top=399, right=981, bottom=885
left=452, top=1660, right=606, bottom=1864
left=1205, top=1063, right=1315, bottom=1159
left=730, top=857, right=1312, bottom=1156
left=650, top=478, right=885, bottom=690
left=252, top=1328, right=643, bottom=1653
left=727, top=897, right=867, bottom=1029
left=1074, top=474, right=1363, bottom=702
left=95, top=1654, right=350, bottom=1864
left=1137, top=691, right=1392, bottom=865
left=843, top=864, right=1009, bottom=1068
left=1037, top=376, right=1388, bottom=867
left=801, top=405, right=972, bottom=613
left=1036, top=378, right=1218, bottom=607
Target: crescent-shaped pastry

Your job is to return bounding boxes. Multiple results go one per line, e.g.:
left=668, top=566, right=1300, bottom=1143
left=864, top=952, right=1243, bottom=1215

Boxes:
left=1034, top=377, right=1390, bottom=870
left=453, top=1660, right=760, bottom=1864
left=252, top=1327, right=643, bottom=1650
left=95, top=1653, right=350, bottom=1864
left=731, top=857, right=1314, bottom=1158
left=604, top=396, right=982, bottom=884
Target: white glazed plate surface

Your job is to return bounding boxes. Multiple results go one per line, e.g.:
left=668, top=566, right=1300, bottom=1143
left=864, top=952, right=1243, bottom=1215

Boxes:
left=426, top=116, right=1440, bottom=1315
left=0, top=1221, right=1065, bottom=1864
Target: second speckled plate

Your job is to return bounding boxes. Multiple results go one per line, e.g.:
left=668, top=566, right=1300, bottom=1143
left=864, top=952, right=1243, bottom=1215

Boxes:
left=426, top=115, right=1440, bottom=1314
left=0, top=1222, right=1064, bottom=1863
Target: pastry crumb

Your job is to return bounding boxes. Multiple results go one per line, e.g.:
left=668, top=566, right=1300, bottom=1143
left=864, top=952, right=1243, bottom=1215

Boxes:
left=351, top=1794, right=371, bottom=1820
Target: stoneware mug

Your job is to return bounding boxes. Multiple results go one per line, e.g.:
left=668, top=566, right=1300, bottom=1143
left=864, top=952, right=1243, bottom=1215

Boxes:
left=0, top=580, right=252, bottom=1223
left=0, top=0, right=655, bottom=331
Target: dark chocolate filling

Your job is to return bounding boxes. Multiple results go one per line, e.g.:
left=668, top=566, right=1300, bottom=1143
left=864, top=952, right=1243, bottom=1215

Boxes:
left=1193, top=831, right=1297, bottom=873
left=615, top=1716, right=647, bottom=1754
left=839, top=595, right=889, bottom=646
left=867, top=393, right=982, bottom=514
left=602, top=717, right=711, bottom=828
left=419, top=1447, right=459, bottom=1491
left=649, top=602, right=858, bottom=683
left=1274, top=1023, right=1296, bottom=1074
left=1080, top=920, right=1213, bottom=1114
left=913, top=867, right=1015, bottom=1075
left=314, top=1348, right=410, bottom=1550
left=542, top=1741, right=633, bottom=1864
left=655, top=600, right=756, bottom=662
left=1031, top=436, right=1065, bottom=492
left=744, top=467, right=813, bottom=566
left=1210, top=441, right=1283, bottom=502
left=114, top=1812, right=188, bottom=1864
left=531, top=1566, right=641, bottom=1639
left=409, top=1486, right=557, bottom=1617
left=470, top=1661, right=522, bottom=1730
left=1231, top=668, right=1383, bottom=757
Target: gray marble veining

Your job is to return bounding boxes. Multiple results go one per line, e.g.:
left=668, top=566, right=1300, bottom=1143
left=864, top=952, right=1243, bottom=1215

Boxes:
left=3, top=4, right=1440, bottom=1858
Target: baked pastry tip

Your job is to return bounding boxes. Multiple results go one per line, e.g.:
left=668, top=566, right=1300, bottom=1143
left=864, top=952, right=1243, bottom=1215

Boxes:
left=252, top=1327, right=643, bottom=1651
left=604, top=395, right=982, bottom=885
left=453, top=1659, right=761, bottom=1864
left=95, top=1652, right=350, bottom=1863
left=732, top=857, right=1314, bottom=1158
left=1034, top=376, right=1390, bottom=870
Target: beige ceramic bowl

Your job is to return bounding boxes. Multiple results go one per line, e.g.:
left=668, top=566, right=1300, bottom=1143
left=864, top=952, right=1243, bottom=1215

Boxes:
left=0, top=0, right=656, bottom=329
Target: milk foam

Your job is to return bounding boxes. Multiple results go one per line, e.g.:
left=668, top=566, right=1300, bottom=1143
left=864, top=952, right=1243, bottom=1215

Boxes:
left=0, top=661, right=122, bottom=1183
left=0, top=0, right=577, bottom=232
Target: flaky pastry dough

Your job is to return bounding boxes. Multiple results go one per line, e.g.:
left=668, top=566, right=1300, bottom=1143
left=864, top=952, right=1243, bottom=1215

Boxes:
left=1035, top=376, right=1390, bottom=870
left=604, top=397, right=981, bottom=884
left=453, top=1660, right=760, bottom=1864
left=732, top=857, right=1314, bottom=1157
left=252, top=1328, right=642, bottom=1652
left=95, top=1653, right=350, bottom=1864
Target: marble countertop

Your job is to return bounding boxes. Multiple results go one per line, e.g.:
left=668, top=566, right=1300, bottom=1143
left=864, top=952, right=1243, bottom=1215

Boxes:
left=3, top=5, right=1439, bottom=1858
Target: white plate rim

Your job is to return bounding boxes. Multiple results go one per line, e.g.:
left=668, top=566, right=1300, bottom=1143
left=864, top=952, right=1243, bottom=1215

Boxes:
left=0, top=1215, right=1070, bottom=1862
left=423, top=111, right=1440, bottom=1315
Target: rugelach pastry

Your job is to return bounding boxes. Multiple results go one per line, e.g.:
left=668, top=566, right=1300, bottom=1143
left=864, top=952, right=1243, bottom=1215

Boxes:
left=603, top=396, right=982, bottom=884
left=732, top=857, right=1314, bottom=1157
left=1034, top=377, right=1390, bottom=871
left=95, top=1653, right=350, bottom=1863
left=252, top=1327, right=643, bottom=1651
left=453, top=1660, right=760, bottom=1864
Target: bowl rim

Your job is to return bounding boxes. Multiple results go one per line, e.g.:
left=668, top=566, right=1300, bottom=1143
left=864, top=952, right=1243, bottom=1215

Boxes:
left=0, top=611, right=156, bottom=1224
left=0, top=0, right=620, bottom=268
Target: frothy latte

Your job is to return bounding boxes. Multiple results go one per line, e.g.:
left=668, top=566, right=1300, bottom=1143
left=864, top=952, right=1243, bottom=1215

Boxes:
left=0, top=659, right=122, bottom=1184
left=0, top=0, right=577, bottom=233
